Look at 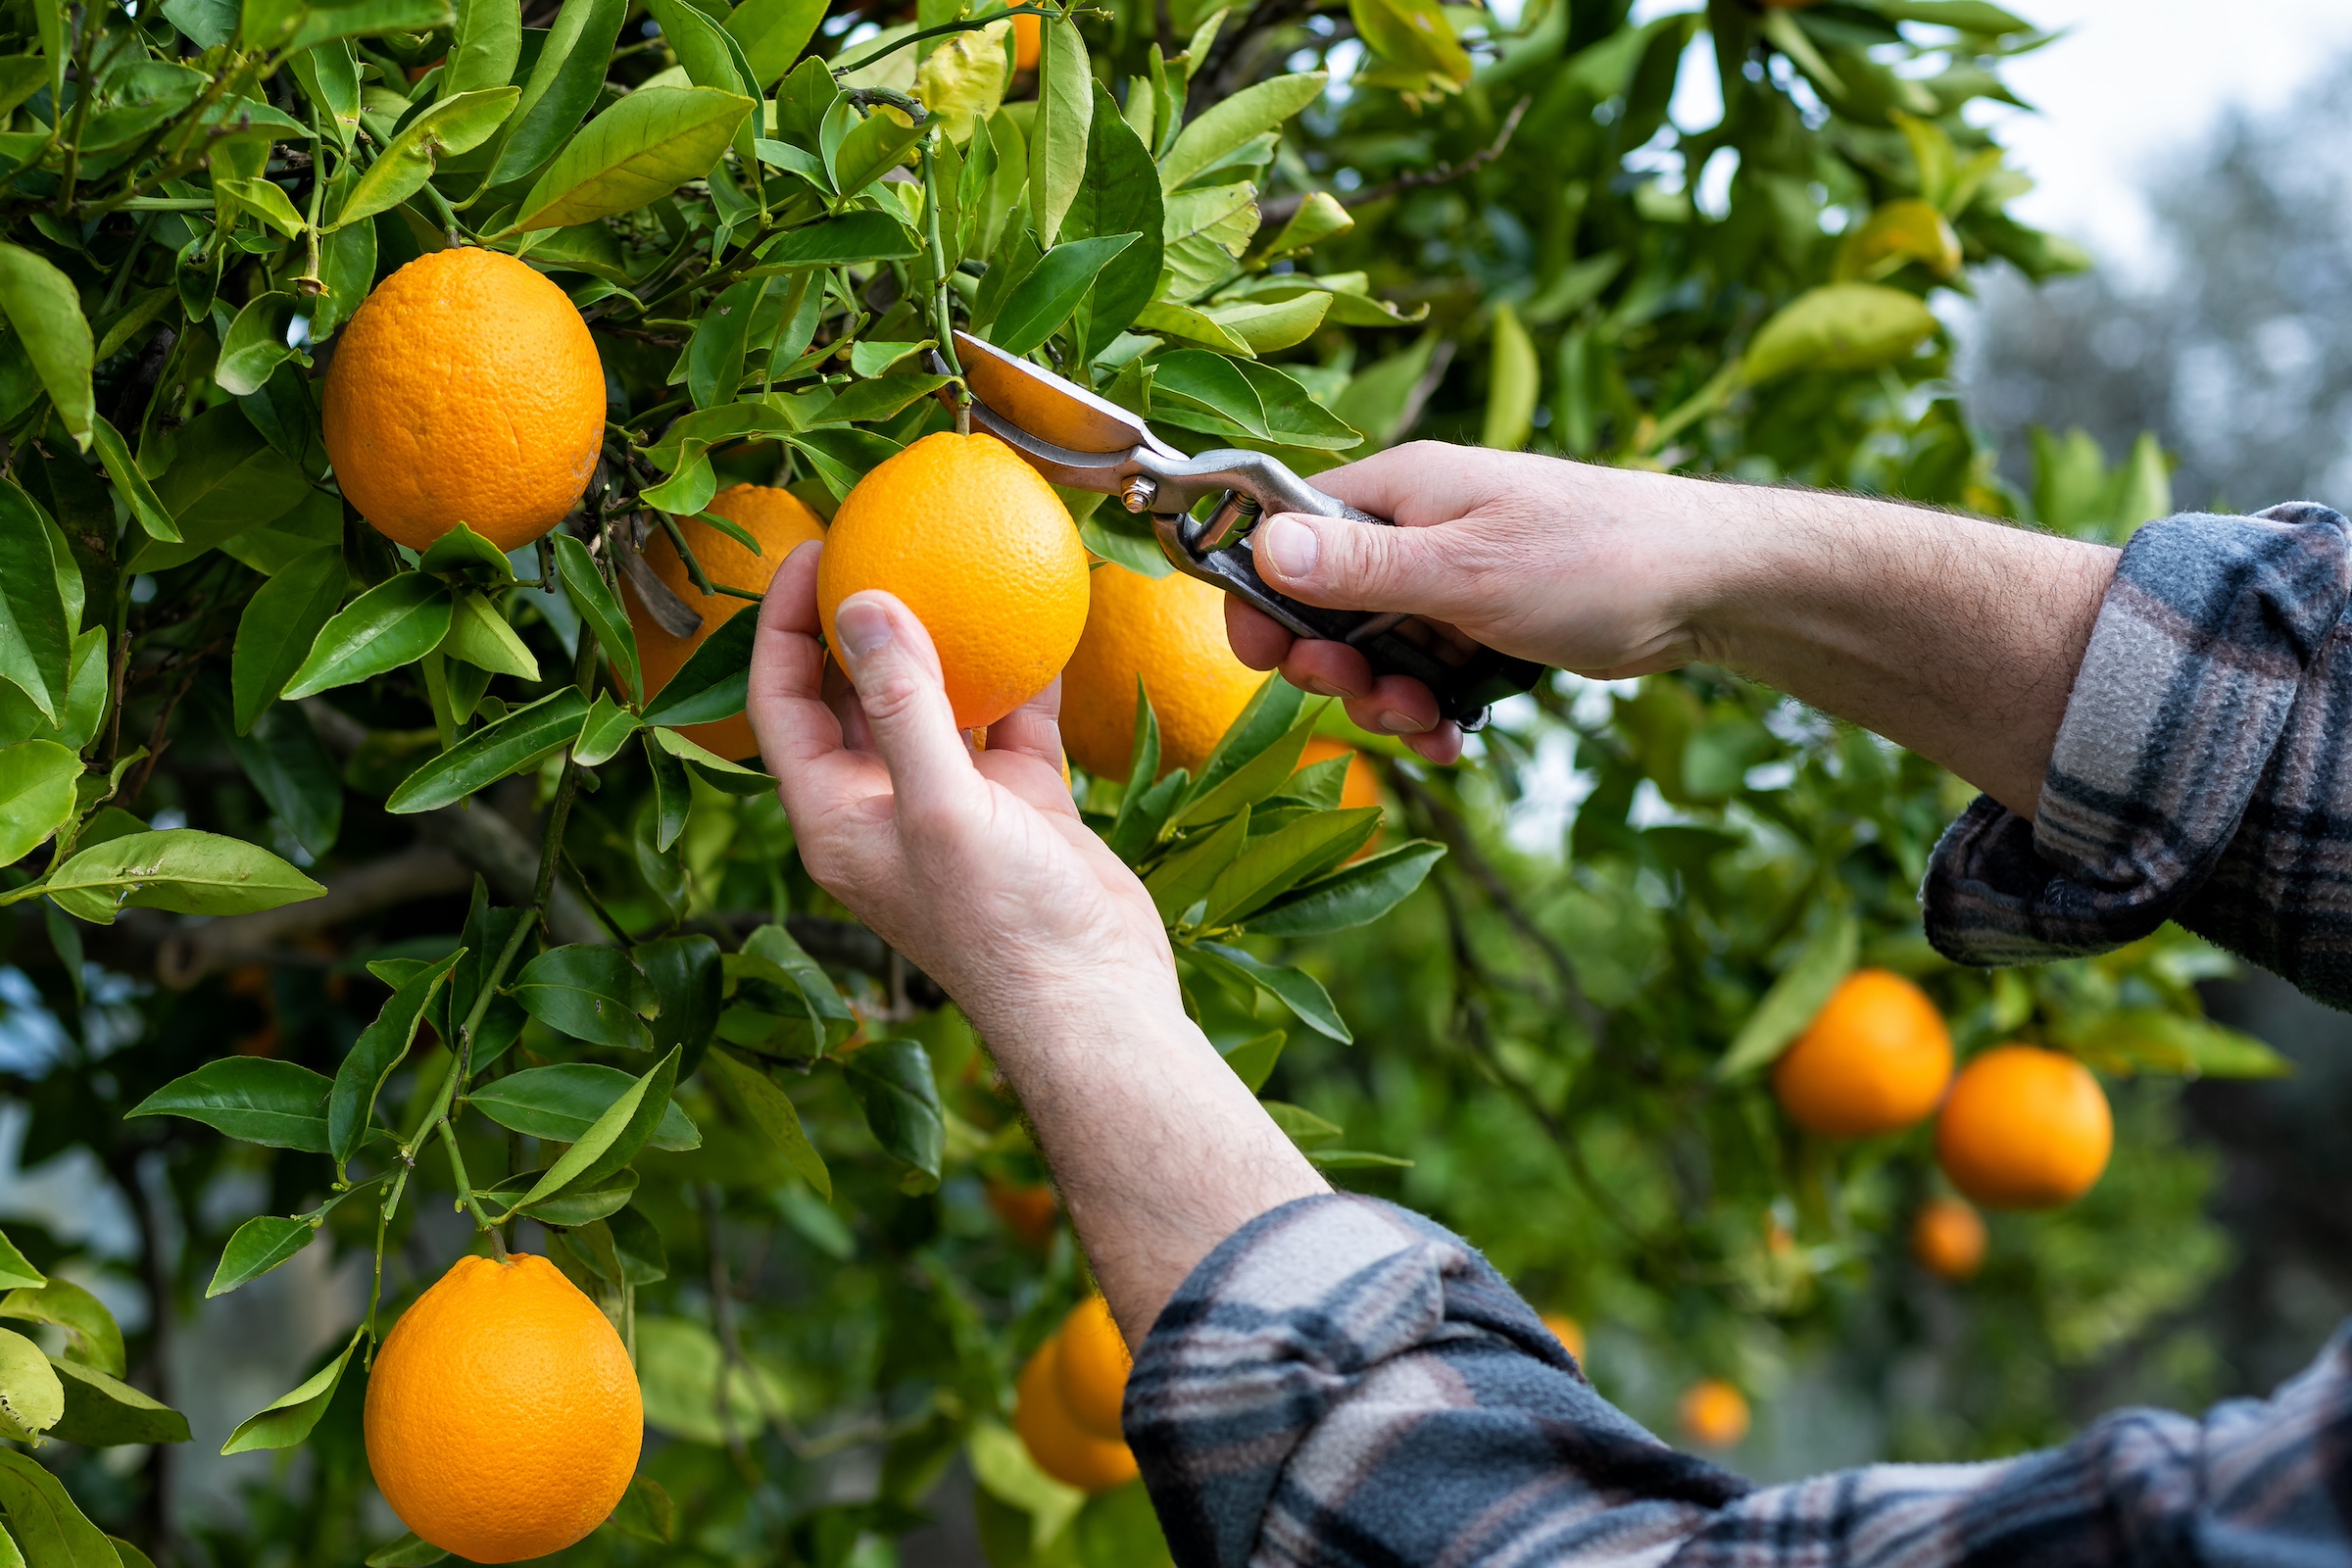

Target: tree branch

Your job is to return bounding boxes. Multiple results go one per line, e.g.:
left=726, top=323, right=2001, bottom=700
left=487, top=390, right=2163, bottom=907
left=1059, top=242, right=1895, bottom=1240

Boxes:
left=1259, top=96, right=1532, bottom=227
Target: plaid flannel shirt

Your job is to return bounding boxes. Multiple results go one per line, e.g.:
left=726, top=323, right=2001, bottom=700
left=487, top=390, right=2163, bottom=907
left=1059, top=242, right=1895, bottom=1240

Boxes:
left=1123, top=506, right=2352, bottom=1566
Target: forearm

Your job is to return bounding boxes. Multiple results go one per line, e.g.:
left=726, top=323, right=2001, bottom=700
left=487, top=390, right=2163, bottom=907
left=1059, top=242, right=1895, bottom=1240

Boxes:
left=975, top=988, right=1328, bottom=1345
left=1670, top=477, right=2118, bottom=815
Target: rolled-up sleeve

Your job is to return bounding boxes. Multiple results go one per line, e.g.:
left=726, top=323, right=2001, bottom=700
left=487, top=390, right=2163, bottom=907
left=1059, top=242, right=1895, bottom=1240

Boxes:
left=1125, top=1194, right=2352, bottom=1568
left=1925, top=503, right=2352, bottom=1004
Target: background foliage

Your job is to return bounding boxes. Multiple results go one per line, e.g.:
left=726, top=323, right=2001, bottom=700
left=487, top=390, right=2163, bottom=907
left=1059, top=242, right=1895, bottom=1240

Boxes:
left=0, top=0, right=2307, bottom=1562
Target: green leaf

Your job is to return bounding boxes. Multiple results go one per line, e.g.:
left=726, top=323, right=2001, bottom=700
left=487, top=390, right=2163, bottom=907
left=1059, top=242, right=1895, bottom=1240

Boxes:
left=2056, top=1009, right=2295, bottom=1080
left=220, top=1334, right=356, bottom=1455
left=1203, top=291, right=1331, bottom=354
left=724, top=923, right=856, bottom=1056
left=220, top=701, right=342, bottom=858
left=1159, top=72, right=1324, bottom=191
left=0, top=1233, right=42, bottom=1294
left=206, top=1215, right=317, bottom=1298
left=1243, top=839, right=1443, bottom=935
left=993, top=233, right=1140, bottom=356
left=485, top=1165, right=639, bottom=1226
left=1481, top=302, right=1538, bottom=451
left=364, top=1534, right=448, bottom=1568
left=0, top=1282, right=122, bottom=1378
left=639, top=934, right=722, bottom=1064
left=685, top=276, right=761, bottom=412
left=651, top=726, right=773, bottom=795
left=447, top=0, right=521, bottom=94
left=88, top=416, right=174, bottom=542
left=1175, top=710, right=1316, bottom=829
left=1188, top=676, right=1304, bottom=807
left=45, top=830, right=325, bottom=924
left=440, top=590, right=539, bottom=679
left=498, top=1048, right=682, bottom=1214
left=1740, top=283, right=1939, bottom=383
left=1200, top=808, right=1380, bottom=926
left=1715, top=906, right=1862, bottom=1079
left=0, top=485, right=72, bottom=724
left=1063, top=87, right=1164, bottom=359
left=833, top=105, right=926, bottom=197
left=231, top=548, right=347, bottom=732
left=1348, top=0, right=1469, bottom=88
left=330, top=951, right=463, bottom=1165
left=704, top=1048, right=831, bottom=1199
left=553, top=537, right=640, bottom=701
left=574, top=693, right=641, bottom=766
left=0, top=246, right=91, bottom=450
left=514, top=85, right=754, bottom=231
left=468, top=1062, right=701, bottom=1149
left=764, top=211, right=922, bottom=266
left=725, top=0, right=826, bottom=84
left=384, top=687, right=590, bottom=813
left=843, top=1038, right=943, bottom=1185
left=416, top=522, right=516, bottom=581
left=137, top=404, right=310, bottom=572
left=1192, top=942, right=1350, bottom=1042
left=647, top=740, right=691, bottom=851
left=640, top=611, right=756, bottom=727
left=0, top=1447, right=119, bottom=1563
left=338, top=88, right=520, bottom=229
left=511, top=943, right=660, bottom=1051
left=488, top=0, right=628, bottom=185
left=0, top=742, right=78, bottom=867
left=1028, top=10, right=1093, bottom=245
left=48, top=1360, right=189, bottom=1447
left=281, top=572, right=452, bottom=700
left=608, top=1476, right=677, bottom=1545
left=127, top=1058, right=333, bottom=1152
left=218, top=176, right=309, bottom=241
left=1144, top=806, right=1250, bottom=923
left=0, top=1331, right=60, bottom=1446
left=288, top=0, right=454, bottom=46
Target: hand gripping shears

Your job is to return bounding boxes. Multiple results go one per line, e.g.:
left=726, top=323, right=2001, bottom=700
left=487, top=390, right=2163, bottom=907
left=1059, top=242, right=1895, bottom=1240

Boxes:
left=946, top=330, right=1544, bottom=731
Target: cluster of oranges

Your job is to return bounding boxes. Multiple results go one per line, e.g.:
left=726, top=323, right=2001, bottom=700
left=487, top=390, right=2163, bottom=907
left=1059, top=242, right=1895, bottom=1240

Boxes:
left=1015, top=1297, right=1139, bottom=1492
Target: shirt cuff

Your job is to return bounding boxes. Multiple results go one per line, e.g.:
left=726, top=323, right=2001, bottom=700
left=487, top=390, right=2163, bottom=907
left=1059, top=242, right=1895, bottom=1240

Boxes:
left=1925, top=504, right=2352, bottom=966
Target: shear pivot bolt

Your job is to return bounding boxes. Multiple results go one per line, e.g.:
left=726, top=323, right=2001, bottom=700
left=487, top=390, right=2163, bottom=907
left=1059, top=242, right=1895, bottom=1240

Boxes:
left=1121, top=476, right=1158, bottom=513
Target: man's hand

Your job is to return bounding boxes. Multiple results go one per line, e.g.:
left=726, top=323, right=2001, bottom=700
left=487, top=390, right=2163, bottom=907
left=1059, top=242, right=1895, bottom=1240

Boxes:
left=1229, top=442, right=2120, bottom=815
left=1229, top=446, right=1719, bottom=763
left=748, top=542, right=1326, bottom=1340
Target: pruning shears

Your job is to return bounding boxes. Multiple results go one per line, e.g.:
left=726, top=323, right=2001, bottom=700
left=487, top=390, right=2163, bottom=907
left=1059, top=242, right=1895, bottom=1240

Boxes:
left=946, top=330, right=1544, bottom=731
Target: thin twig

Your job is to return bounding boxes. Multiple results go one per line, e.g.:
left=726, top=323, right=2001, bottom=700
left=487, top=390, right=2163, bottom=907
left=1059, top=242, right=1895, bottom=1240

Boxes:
left=1257, top=96, right=1532, bottom=227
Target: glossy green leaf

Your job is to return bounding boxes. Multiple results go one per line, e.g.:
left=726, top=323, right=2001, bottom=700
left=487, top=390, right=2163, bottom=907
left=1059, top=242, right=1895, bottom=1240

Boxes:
left=281, top=572, right=453, bottom=700
left=1715, top=906, right=1861, bottom=1079
left=638, top=934, right=722, bottom=1065
left=1740, top=283, right=1939, bottom=383
left=138, top=404, right=311, bottom=572
left=221, top=701, right=341, bottom=858
left=514, top=86, right=754, bottom=231
left=220, top=1334, right=356, bottom=1454
left=338, top=88, right=519, bottom=229
left=1175, top=710, right=1316, bottom=829
left=467, top=1062, right=701, bottom=1149
left=0, top=1446, right=119, bottom=1563
left=512, top=943, right=660, bottom=1050
left=1192, top=942, right=1350, bottom=1042
left=843, top=1037, right=943, bottom=1184
left=0, top=1233, right=41, bottom=1294
left=1159, top=72, right=1324, bottom=191
left=488, top=0, right=628, bottom=185
left=289, top=0, right=454, bottom=46
left=47, top=1361, right=189, bottom=1447
left=1027, top=12, right=1093, bottom=245
left=608, top=1475, right=677, bottom=1544
left=0, top=1281, right=122, bottom=1378
left=553, top=537, right=640, bottom=700
left=651, top=726, right=773, bottom=795
left=447, top=0, right=521, bottom=93
left=0, top=742, right=78, bottom=868
left=0, top=246, right=91, bottom=450
left=499, top=1048, right=681, bottom=1213
left=1243, top=840, right=1444, bottom=935
left=764, top=211, right=922, bottom=265
left=0, top=1331, right=60, bottom=1446
left=231, top=548, right=347, bottom=732
left=1200, top=808, right=1381, bottom=926
left=206, top=1215, right=317, bottom=1298
left=0, top=485, right=71, bottom=725
left=45, top=830, right=325, bottom=924
left=486, top=1165, right=639, bottom=1226
left=127, top=1059, right=334, bottom=1152
left=725, top=0, right=825, bottom=83
left=440, top=590, right=539, bottom=679
left=703, top=1048, right=830, bottom=1200
left=88, top=416, right=174, bottom=542
left=2057, top=1008, right=2295, bottom=1080
left=1481, top=302, right=1538, bottom=451
left=834, top=105, right=926, bottom=198
left=330, top=951, right=463, bottom=1165
left=574, top=693, right=642, bottom=766
left=1145, top=807, right=1250, bottom=923
left=992, top=233, right=1140, bottom=356
left=383, top=688, right=590, bottom=813
left=639, top=610, right=756, bottom=727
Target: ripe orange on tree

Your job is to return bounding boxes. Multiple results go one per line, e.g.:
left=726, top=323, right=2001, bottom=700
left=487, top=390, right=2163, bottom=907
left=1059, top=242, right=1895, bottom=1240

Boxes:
left=322, top=247, right=606, bottom=554
left=1912, top=1196, right=1987, bottom=1280
left=624, top=484, right=825, bottom=760
left=1935, top=1046, right=2113, bottom=1209
left=1011, top=9, right=1041, bottom=69
left=817, top=431, right=1088, bottom=731
left=1058, top=560, right=1263, bottom=779
left=1541, top=1312, right=1586, bottom=1360
left=1678, top=1379, right=1750, bottom=1448
left=1014, top=1331, right=1138, bottom=1492
left=1054, top=1296, right=1133, bottom=1441
left=1772, top=968, right=1953, bottom=1138
left=986, top=1180, right=1060, bottom=1251
left=364, top=1253, right=642, bottom=1563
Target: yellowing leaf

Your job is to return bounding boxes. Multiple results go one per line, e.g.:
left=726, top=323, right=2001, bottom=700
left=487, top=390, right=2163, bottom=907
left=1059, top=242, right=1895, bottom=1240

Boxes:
left=1740, top=283, right=1938, bottom=384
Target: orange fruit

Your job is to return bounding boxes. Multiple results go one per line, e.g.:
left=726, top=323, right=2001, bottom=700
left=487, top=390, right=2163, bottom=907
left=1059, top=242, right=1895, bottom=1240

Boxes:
left=322, top=247, right=605, bottom=554
left=623, top=484, right=825, bottom=760
left=1912, top=1196, right=1986, bottom=1280
left=1935, top=1046, right=2112, bottom=1209
left=816, top=431, right=1087, bottom=731
left=985, top=1181, right=1059, bottom=1251
left=1771, top=969, right=1953, bottom=1138
left=1678, top=1379, right=1749, bottom=1448
left=363, top=1253, right=641, bottom=1563
left=1054, top=1297, right=1131, bottom=1442
left=1011, top=10, right=1040, bottom=69
left=1014, top=1334, right=1138, bottom=1492
left=1540, top=1312, right=1585, bottom=1360
left=1059, top=561, right=1263, bottom=779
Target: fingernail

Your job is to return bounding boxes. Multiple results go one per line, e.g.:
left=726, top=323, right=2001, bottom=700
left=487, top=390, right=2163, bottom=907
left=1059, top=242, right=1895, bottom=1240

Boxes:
left=835, top=597, right=895, bottom=661
left=1378, top=709, right=1427, bottom=734
left=1258, top=515, right=1318, bottom=581
left=1301, top=676, right=1343, bottom=698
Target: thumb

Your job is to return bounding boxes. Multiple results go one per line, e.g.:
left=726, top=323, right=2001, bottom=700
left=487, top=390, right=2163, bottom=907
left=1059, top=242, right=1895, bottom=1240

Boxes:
left=830, top=591, right=977, bottom=816
left=1252, top=511, right=1468, bottom=618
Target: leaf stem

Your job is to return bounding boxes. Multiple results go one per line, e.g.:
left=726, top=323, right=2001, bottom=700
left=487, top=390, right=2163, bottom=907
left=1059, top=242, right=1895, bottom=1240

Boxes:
left=830, top=5, right=1058, bottom=76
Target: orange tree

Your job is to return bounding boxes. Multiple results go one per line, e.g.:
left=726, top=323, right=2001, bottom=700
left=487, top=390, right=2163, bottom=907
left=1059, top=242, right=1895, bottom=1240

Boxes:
left=0, top=0, right=2285, bottom=1560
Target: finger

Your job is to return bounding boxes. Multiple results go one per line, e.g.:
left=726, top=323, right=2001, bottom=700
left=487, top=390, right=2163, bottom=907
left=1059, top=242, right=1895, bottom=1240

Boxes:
left=1294, top=442, right=1458, bottom=525
left=831, top=589, right=980, bottom=818
left=1277, top=637, right=1377, bottom=701
left=1341, top=674, right=1443, bottom=738
left=1404, top=722, right=1464, bottom=765
left=982, top=676, right=1065, bottom=770
left=1253, top=507, right=1472, bottom=619
left=749, top=542, right=848, bottom=784
left=1223, top=598, right=1296, bottom=671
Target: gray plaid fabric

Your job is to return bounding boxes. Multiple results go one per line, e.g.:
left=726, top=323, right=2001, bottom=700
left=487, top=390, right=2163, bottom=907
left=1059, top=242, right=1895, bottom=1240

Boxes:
left=1127, top=1195, right=2352, bottom=1567
left=1926, top=503, right=2352, bottom=999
